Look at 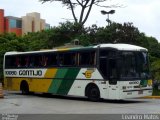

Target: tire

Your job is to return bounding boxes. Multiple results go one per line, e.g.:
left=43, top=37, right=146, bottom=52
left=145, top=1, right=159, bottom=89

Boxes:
left=87, top=86, right=100, bottom=102
left=21, top=82, right=29, bottom=95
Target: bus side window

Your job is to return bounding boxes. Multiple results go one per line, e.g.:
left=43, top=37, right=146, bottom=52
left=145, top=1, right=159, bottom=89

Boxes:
left=79, top=51, right=95, bottom=66
left=72, top=53, right=77, bottom=65
left=40, top=55, right=48, bottom=67
left=63, top=53, right=77, bottom=66
left=47, top=54, right=58, bottom=67
left=16, top=57, right=21, bottom=67
left=5, top=56, right=16, bottom=68
left=29, top=56, right=35, bottom=67
left=20, top=56, right=26, bottom=67
left=58, top=52, right=77, bottom=66
left=59, top=54, right=64, bottom=66
left=25, top=56, right=30, bottom=67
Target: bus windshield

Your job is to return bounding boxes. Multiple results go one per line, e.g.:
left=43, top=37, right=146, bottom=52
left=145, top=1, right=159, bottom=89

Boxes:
left=118, top=51, right=150, bottom=80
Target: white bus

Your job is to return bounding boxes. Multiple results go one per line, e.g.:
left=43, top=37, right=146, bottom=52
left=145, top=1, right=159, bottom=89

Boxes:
left=3, top=44, right=152, bottom=101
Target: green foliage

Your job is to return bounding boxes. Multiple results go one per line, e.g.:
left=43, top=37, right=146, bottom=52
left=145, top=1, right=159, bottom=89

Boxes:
left=152, top=87, right=160, bottom=96
left=151, top=59, right=160, bottom=81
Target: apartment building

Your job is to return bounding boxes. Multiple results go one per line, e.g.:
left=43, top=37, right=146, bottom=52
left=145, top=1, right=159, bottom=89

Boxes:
left=0, top=9, right=50, bottom=36
left=0, top=9, right=4, bottom=33
left=5, top=16, right=22, bottom=36
left=22, top=12, right=47, bottom=35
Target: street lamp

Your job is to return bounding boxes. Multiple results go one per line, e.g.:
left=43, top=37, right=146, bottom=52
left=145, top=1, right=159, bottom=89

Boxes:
left=101, top=10, right=115, bottom=26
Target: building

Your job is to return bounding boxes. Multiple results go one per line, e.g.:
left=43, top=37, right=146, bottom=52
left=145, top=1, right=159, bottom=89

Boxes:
left=0, top=9, right=22, bottom=36
left=0, top=9, right=50, bottom=36
left=5, top=16, right=22, bottom=36
left=45, top=23, right=51, bottom=30
left=22, top=12, right=48, bottom=35
left=0, top=9, right=4, bottom=34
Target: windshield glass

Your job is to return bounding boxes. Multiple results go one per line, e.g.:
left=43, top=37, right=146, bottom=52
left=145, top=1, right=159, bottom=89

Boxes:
left=118, top=51, right=150, bottom=80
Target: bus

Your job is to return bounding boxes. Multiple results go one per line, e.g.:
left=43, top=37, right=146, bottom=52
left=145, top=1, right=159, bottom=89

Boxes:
left=3, top=44, right=152, bottom=101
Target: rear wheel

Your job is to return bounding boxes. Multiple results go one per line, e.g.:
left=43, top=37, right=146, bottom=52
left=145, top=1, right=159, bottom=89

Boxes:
left=20, top=81, right=29, bottom=95
left=87, top=85, right=100, bottom=102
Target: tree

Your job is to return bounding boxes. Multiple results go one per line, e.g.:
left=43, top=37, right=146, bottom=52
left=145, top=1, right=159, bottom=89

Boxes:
left=40, top=0, right=120, bottom=26
left=151, top=59, right=160, bottom=81
left=86, top=22, right=142, bottom=44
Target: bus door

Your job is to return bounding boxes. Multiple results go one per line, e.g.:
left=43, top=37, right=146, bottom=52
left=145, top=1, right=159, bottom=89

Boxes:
left=99, top=49, right=118, bottom=98
left=108, top=56, right=120, bottom=99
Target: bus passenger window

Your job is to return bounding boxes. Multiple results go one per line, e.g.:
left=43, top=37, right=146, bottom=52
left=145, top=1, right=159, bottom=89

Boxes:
left=79, top=51, right=96, bottom=66
left=29, top=57, right=35, bottom=67
left=47, top=54, right=58, bottom=66
left=71, top=53, right=77, bottom=65
left=19, top=56, right=26, bottom=67
left=63, top=53, right=76, bottom=66
left=58, top=55, right=63, bottom=66
left=16, top=57, right=21, bottom=67
left=25, top=56, right=30, bottom=67
left=40, top=55, right=48, bottom=67
left=58, top=53, right=77, bottom=66
left=5, top=56, right=16, bottom=68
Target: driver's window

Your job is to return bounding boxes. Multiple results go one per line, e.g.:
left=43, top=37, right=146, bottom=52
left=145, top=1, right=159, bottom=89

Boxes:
left=99, top=49, right=117, bottom=79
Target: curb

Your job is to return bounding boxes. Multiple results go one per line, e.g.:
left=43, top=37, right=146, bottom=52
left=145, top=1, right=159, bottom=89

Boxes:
left=142, top=96, right=160, bottom=99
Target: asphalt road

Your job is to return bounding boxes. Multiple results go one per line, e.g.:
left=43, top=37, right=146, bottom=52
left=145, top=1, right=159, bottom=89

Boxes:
left=0, top=91, right=160, bottom=115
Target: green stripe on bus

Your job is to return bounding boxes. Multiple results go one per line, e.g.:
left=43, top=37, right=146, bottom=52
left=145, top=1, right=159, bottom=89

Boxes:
left=48, top=69, right=68, bottom=93
left=57, top=68, right=80, bottom=95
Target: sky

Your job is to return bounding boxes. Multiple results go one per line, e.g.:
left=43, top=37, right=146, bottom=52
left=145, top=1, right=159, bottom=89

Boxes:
left=0, top=0, right=159, bottom=42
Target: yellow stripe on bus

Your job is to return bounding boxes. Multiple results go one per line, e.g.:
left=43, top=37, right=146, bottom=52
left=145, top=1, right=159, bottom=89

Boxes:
left=28, top=78, right=52, bottom=92
left=57, top=48, right=69, bottom=51
left=44, top=68, right=57, bottom=78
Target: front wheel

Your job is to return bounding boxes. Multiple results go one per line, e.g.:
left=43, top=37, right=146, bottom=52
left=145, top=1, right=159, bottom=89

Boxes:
left=87, top=86, right=100, bottom=102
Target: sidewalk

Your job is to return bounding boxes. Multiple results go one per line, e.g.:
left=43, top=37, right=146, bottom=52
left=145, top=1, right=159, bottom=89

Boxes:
left=142, top=96, right=160, bottom=99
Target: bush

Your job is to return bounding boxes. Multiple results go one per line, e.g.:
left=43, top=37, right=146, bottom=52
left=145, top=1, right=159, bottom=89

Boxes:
left=152, top=83, right=160, bottom=96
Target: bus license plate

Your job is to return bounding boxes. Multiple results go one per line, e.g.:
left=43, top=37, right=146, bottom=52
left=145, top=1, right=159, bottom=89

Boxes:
left=138, top=90, right=143, bottom=94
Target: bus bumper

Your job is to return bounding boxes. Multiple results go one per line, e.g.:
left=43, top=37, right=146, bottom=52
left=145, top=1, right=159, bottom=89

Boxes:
left=120, top=88, right=153, bottom=99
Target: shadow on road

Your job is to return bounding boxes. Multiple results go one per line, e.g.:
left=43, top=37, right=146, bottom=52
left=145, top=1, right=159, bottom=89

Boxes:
left=5, top=91, right=150, bottom=104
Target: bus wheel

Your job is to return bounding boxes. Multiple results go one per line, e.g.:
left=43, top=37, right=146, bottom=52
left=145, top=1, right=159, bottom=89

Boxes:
left=87, top=85, right=100, bottom=102
left=20, top=81, right=29, bottom=95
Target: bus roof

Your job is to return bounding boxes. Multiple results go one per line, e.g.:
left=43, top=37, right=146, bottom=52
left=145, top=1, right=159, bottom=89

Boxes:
left=95, top=44, right=147, bottom=51
left=5, top=43, right=147, bottom=55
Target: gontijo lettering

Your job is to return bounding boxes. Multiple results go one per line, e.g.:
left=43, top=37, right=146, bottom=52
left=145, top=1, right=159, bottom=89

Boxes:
left=5, top=70, right=42, bottom=76
left=19, top=70, right=42, bottom=76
